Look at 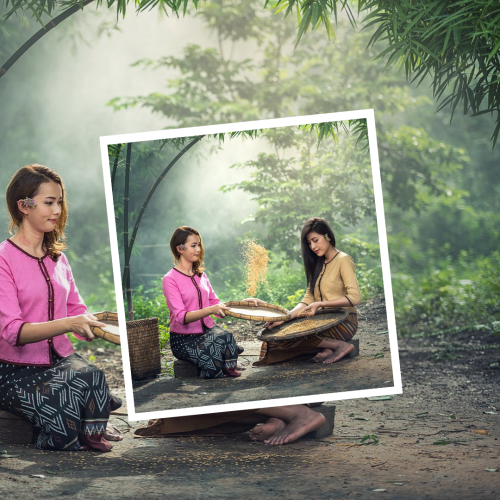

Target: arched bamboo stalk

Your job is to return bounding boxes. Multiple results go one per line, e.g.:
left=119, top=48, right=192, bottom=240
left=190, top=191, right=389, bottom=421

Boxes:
left=111, top=143, right=122, bottom=190
left=0, top=0, right=95, bottom=79
left=121, top=135, right=204, bottom=292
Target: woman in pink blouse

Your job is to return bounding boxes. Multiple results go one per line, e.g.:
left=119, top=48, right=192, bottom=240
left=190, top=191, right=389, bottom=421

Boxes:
left=164, top=226, right=259, bottom=378
left=0, top=165, right=122, bottom=451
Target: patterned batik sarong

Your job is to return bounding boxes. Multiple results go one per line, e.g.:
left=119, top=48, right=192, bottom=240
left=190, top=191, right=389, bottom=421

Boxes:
left=170, top=324, right=240, bottom=379
left=0, top=351, right=122, bottom=451
left=254, top=313, right=358, bottom=366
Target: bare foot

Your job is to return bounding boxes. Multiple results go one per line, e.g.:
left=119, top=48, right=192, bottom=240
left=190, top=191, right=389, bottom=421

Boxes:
left=322, top=342, right=354, bottom=364
left=249, top=417, right=286, bottom=441
left=313, top=349, right=333, bottom=363
left=264, top=407, right=326, bottom=446
left=225, top=367, right=242, bottom=377
left=103, top=423, right=123, bottom=442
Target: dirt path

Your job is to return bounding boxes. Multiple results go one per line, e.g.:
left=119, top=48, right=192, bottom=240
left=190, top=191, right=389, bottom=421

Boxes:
left=133, top=297, right=394, bottom=413
left=1, top=299, right=499, bottom=498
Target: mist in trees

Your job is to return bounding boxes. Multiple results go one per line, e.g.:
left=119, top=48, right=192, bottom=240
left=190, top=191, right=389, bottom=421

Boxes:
left=108, top=1, right=499, bottom=334
left=1, top=0, right=499, bottom=334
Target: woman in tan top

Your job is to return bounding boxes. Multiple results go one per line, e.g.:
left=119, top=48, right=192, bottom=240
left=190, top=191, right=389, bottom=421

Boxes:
left=254, top=217, right=361, bottom=365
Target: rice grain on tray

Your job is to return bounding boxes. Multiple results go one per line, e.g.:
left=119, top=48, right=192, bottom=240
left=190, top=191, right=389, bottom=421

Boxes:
left=273, top=318, right=332, bottom=337
left=241, top=240, right=269, bottom=297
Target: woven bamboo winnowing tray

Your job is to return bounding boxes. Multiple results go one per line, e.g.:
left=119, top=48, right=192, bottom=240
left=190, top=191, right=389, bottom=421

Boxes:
left=257, top=308, right=349, bottom=341
left=222, top=301, right=290, bottom=322
left=91, top=311, right=121, bottom=345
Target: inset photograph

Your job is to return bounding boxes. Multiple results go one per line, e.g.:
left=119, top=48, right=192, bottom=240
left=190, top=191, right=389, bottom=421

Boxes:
left=100, top=110, right=401, bottom=419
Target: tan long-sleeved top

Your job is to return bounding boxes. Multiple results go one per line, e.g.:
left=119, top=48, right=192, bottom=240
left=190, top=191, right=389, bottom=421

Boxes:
left=300, top=251, right=361, bottom=314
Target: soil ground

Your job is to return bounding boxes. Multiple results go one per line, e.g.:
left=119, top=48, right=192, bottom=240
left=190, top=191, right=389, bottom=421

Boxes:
left=132, top=296, right=394, bottom=413
left=1, top=297, right=499, bottom=499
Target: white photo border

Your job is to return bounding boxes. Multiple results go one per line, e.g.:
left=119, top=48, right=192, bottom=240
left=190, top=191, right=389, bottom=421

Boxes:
left=99, top=109, right=403, bottom=421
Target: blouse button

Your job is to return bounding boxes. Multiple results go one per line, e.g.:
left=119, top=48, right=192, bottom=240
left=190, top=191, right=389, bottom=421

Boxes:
left=46, top=278, right=50, bottom=281
left=48, top=339, right=52, bottom=344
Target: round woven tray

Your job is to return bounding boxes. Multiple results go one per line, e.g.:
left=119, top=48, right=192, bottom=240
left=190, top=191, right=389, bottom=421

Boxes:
left=91, top=311, right=121, bottom=345
left=222, top=301, right=290, bottom=322
left=257, top=308, right=349, bottom=341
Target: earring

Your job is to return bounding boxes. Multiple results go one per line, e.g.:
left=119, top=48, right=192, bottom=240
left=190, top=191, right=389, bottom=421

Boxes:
left=324, top=233, right=330, bottom=242
left=20, top=197, right=36, bottom=209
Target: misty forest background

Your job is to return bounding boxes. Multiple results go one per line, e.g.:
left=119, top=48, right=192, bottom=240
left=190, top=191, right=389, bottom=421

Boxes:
left=1, top=1, right=499, bottom=353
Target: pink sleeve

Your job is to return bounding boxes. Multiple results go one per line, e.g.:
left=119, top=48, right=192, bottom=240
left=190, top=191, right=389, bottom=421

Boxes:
left=61, top=254, right=89, bottom=341
left=0, top=254, right=26, bottom=347
left=163, top=275, right=189, bottom=325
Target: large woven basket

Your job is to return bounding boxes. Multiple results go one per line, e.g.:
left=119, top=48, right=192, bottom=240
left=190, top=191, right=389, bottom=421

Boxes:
left=258, top=308, right=349, bottom=341
left=126, top=317, right=161, bottom=380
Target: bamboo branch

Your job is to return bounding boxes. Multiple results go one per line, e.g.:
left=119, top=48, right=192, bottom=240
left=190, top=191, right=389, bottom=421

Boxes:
left=0, top=0, right=95, bottom=79
left=121, top=135, right=204, bottom=290
left=111, top=143, right=122, bottom=191
left=124, top=143, right=133, bottom=320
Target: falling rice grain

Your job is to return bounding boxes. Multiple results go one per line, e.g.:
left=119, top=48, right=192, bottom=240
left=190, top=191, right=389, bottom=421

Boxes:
left=241, top=240, right=269, bottom=297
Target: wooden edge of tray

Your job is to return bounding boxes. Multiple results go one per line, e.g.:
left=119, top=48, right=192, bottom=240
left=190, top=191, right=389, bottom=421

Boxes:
left=223, top=301, right=290, bottom=315
left=225, top=310, right=290, bottom=322
left=90, top=325, right=121, bottom=345
left=257, top=309, right=349, bottom=340
left=92, top=310, right=119, bottom=322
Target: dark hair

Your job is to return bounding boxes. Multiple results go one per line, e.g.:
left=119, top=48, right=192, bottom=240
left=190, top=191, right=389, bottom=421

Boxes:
left=300, top=217, right=336, bottom=293
left=6, top=164, right=68, bottom=261
left=169, top=226, right=205, bottom=276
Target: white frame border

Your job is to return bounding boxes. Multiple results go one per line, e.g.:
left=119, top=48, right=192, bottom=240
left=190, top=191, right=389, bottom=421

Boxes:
left=99, top=109, right=402, bottom=421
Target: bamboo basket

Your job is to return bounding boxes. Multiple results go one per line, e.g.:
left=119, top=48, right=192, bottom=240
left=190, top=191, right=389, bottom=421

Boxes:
left=126, top=317, right=161, bottom=380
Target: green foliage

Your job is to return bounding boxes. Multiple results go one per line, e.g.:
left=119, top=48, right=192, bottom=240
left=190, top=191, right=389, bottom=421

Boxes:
left=393, top=251, right=500, bottom=336
left=362, top=0, right=500, bottom=147
left=356, top=263, right=384, bottom=300
left=269, top=0, right=500, bottom=146
left=1, top=0, right=197, bottom=23
left=379, top=126, right=469, bottom=210
left=3, top=1, right=499, bottom=144
left=221, top=129, right=374, bottom=259
left=109, top=10, right=460, bottom=212
left=359, top=434, right=379, bottom=445
left=130, top=281, right=171, bottom=348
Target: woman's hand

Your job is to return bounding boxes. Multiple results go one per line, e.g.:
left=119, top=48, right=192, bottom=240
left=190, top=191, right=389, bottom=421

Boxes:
left=297, top=302, right=323, bottom=317
left=241, top=297, right=266, bottom=306
left=210, top=303, right=231, bottom=318
left=264, top=320, right=285, bottom=330
left=67, top=314, right=106, bottom=340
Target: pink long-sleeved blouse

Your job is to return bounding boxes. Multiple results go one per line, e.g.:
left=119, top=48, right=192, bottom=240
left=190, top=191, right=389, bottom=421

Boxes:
left=0, top=239, right=88, bottom=366
left=162, top=268, right=221, bottom=334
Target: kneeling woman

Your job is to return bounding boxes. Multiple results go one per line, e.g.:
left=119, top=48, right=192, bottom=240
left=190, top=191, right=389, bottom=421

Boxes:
left=0, top=165, right=122, bottom=451
left=164, top=226, right=256, bottom=379
left=256, top=217, right=361, bottom=365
